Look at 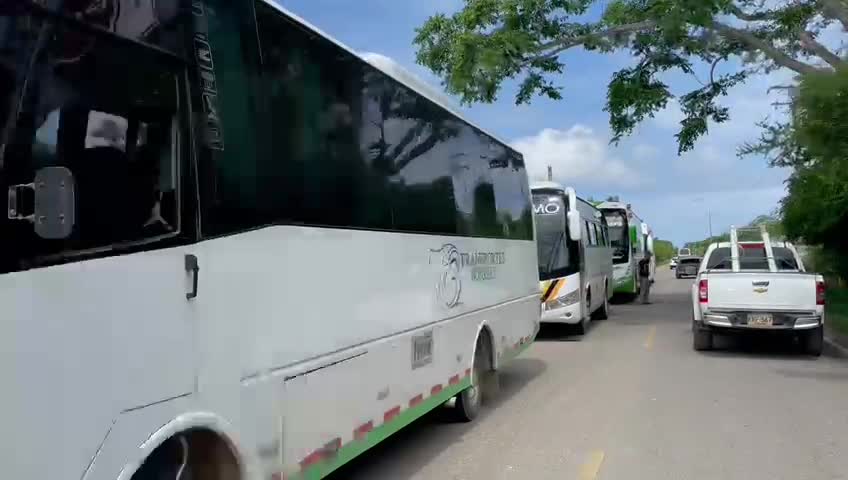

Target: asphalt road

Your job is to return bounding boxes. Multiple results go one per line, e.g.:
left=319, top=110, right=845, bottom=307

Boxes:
left=331, top=268, right=848, bottom=480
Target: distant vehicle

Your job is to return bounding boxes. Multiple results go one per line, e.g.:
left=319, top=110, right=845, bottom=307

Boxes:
left=675, top=256, right=702, bottom=278
left=670, top=257, right=678, bottom=269
left=597, top=201, right=655, bottom=300
left=533, top=182, right=614, bottom=334
left=0, top=3, right=541, bottom=479
left=691, top=226, right=825, bottom=355
left=678, top=248, right=692, bottom=257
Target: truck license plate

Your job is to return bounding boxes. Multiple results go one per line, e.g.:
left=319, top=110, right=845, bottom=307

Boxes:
left=748, top=313, right=773, bottom=327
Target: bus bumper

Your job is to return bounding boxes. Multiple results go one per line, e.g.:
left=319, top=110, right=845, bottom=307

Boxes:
left=540, top=301, right=583, bottom=325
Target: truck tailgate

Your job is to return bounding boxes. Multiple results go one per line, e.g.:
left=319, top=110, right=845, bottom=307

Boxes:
left=706, top=272, right=818, bottom=311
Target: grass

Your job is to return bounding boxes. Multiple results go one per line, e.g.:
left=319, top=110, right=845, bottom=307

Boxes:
left=827, top=287, right=848, bottom=336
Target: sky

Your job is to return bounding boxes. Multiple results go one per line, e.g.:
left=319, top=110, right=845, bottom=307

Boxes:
left=276, top=0, right=795, bottom=247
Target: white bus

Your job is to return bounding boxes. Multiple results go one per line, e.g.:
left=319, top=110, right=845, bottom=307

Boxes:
left=0, top=2, right=540, bottom=480
left=532, top=182, right=613, bottom=334
left=597, top=201, right=655, bottom=300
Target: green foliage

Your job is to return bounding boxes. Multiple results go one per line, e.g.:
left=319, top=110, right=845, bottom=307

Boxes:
left=414, top=0, right=845, bottom=153
left=653, top=238, right=676, bottom=263
left=779, top=68, right=848, bottom=279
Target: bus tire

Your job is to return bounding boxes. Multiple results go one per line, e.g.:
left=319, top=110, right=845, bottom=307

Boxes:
left=592, top=286, right=609, bottom=320
left=454, top=335, right=491, bottom=422
left=131, top=429, right=241, bottom=480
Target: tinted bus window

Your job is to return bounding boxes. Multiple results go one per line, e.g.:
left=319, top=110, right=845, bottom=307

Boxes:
left=251, top=1, right=533, bottom=239
left=1, top=14, right=184, bottom=273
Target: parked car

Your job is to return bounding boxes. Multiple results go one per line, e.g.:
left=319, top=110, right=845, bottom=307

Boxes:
left=670, top=257, right=678, bottom=269
left=691, top=226, right=825, bottom=355
left=675, top=256, right=702, bottom=278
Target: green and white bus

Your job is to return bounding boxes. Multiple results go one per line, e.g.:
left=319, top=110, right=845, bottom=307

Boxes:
left=0, top=2, right=540, bottom=479
left=597, top=201, right=655, bottom=299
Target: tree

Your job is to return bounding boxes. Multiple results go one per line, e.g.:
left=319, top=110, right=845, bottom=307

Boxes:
left=414, top=0, right=848, bottom=154
left=652, top=238, right=675, bottom=263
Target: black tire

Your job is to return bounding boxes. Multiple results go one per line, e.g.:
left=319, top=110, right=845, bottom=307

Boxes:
left=592, top=287, right=609, bottom=320
left=573, top=317, right=588, bottom=335
left=693, top=326, right=713, bottom=351
left=803, top=327, right=823, bottom=357
left=675, top=273, right=681, bottom=279
left=455, top=337, right=489, bottom=422
left=132, top=436, right=193, bottom=480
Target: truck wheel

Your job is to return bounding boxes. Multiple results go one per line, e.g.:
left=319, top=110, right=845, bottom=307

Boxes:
left=693, top=326, right=713, bottom=351
left=803, top=327, right=823, bottom=357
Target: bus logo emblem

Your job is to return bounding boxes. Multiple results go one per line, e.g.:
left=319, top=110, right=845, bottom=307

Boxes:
left=430, top=244, right=462, bottom=308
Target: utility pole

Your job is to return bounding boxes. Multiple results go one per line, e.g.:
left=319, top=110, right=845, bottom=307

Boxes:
left=547, top=165, right=553, bottom=181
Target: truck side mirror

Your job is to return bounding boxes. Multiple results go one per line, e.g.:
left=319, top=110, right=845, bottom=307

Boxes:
left=567, top=211, right=582, bottom=242
left=8, top=166, right=76, bottom=239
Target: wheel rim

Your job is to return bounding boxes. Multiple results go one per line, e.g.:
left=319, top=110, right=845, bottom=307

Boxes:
left=467, top=362, right=482, bottom=408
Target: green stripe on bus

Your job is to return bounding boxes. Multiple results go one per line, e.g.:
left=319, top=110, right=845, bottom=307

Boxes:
left=292, top=338, right=534, bottom=480
left=614, top=276, right=637, bottom=294
left=294, top=377, right=471, bottom=480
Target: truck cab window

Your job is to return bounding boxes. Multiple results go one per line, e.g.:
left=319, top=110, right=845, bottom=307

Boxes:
left=1, top=19, right=182, bottom=272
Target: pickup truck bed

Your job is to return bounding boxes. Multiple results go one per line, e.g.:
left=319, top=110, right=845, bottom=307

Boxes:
left=691, top=229, right=825, bottom=355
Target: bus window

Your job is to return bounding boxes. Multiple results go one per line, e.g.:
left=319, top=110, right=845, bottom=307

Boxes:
left=251, top=0, right=533, bottom=240
left=1, top=18, right=183, bottom=272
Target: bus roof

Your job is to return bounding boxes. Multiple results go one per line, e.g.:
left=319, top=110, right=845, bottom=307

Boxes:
left=530, top=180, right=565, bottom=192
left=597, top=201, right=629, bottom=211
left=260, top=0, right=517, bottom=153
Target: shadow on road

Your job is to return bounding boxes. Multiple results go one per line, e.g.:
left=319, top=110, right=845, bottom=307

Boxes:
left=534, top=322, right=592, bottom=341
left=698, top=332, right=847, bottom=362
left=329, top=357, right=548, bottom=479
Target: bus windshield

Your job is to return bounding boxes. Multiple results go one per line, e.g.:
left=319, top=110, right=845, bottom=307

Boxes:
left=604, top=210, right=629, bottom=264
left=533, top=193, right=573, bottom=280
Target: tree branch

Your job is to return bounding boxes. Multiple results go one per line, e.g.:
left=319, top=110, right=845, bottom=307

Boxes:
left=709, top=21, right=826, bottom=74
left=727, top=4, right=775, bottom=22
left=520, top=20, right=657, bottom=67
left=798, top=30, right=845, bottom=68
left=820, top=0, right=848, bottom=31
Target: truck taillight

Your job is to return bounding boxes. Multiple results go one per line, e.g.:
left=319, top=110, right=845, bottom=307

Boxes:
left=698, top=279, right=708, bottom=303
left=816, top=280, right=826, bottom=306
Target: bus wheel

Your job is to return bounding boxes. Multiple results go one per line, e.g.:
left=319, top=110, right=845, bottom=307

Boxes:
left=131, top=429, right=240, bottom=480
left=592, top=287, right=609, bottom=320
left=455, top=336, right=492, bottom=422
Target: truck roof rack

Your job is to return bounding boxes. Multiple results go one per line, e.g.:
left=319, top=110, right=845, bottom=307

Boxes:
left=729, top=224, right=777, bottom=272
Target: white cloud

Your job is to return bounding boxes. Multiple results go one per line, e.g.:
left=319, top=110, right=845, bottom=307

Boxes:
left=511, top=125, right=648, bottom=189
left=633, top=143, right=659, bottom=161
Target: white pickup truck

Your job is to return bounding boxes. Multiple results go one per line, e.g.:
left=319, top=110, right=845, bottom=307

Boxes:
left=691, top=226, right=826, bottom=356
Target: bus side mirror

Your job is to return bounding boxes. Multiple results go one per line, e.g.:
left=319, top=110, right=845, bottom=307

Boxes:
left=567, top=211, right=581, bottom=242
left=8, top=166, right=76, bottom=239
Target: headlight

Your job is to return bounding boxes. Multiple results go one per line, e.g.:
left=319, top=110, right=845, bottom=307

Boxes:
left=548, top=290, right=581, bottom=308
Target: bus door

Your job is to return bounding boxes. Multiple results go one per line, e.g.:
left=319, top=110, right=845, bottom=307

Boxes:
left=0, top=8, right=198, bottom=477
